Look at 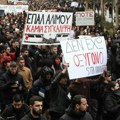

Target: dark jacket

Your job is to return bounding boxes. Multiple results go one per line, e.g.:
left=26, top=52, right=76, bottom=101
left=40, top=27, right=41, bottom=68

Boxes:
left=68, top=77, right=103, bottom=104
left=104, top=89, right=120, bottom=120
left=59, top=105, right=93, bottom=120
left=30, top=71, right=66, bottom=111
left=116, top=115, right=120, bottom=120
left=30, top=76, right=52, bottom=109
left=0, top=70, right=26, bottom=105
left=1, top=104, right=29, bottom=120
left=49, top=72, right=70, bottom=114
left=0, top=116, right=4, bottom=120
left=20, top=113, right=47, bottom=120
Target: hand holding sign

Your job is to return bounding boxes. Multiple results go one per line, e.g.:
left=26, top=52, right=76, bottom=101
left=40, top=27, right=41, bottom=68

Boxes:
left=62, top=63, right=69, bottom=74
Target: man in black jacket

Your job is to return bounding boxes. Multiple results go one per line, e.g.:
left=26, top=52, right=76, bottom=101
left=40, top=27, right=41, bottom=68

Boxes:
left=20, top=96, right=47, bottom=120
left=0, top=61, right=26, bottom=111
left=1, top=94, right=29, bottom=120
left=59, top=94, right=93, bottom=120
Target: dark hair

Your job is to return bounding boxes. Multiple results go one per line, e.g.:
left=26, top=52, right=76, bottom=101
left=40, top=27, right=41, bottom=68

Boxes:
left=13, top=94, right=24, bottom=102
left=50, top=45, right=57, bottom=50
left=17, top=57, right=25, bottom=63
left=21, top=48, right=28, bottom=53
left=29, top=96, right=43, bottom=105
left=10, top=61, right=17, bottom=67
left=105, top=81, right=117, bottom=92
left=40, top=66, right=54, bottom=78
left=71, top=94, right=86, bottom=108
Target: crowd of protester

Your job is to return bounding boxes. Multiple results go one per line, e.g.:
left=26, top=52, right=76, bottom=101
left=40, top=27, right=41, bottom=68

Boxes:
left=0, top=0, right=120, bottom=120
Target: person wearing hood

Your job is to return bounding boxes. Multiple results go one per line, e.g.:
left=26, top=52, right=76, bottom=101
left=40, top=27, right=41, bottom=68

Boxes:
left=103, top=81, right=120, bottom=120
left=59, top=94, right=93, bottom=120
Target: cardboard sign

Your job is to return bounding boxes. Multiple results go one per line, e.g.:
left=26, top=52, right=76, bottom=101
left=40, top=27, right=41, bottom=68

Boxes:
left=22, top=11, right=73, bottom=45
left=60, top=36, right=107, bottom=79
left=0, top=5, right=28, bottom=14
left=75, top=11, right=95, bottom=26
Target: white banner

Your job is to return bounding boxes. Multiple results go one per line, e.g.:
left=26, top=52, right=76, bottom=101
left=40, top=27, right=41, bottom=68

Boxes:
left=0, top=5, right=28, bottom=14
left=60, top=36, right=107, bottom=80
left=22, top=11, right=73, bottom=45
left=75, top=11, right=95, bottom=26
left=71, top=2, right=79, bottom=8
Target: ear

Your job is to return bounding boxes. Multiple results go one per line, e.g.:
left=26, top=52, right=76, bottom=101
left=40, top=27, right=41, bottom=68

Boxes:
left=75, top=104, right=80, bottom=110
left=29, top=105, right=33, bottom=110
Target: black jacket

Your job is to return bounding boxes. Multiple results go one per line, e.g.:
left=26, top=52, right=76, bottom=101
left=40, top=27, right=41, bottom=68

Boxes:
left=0, top=70, right=26, bottom=105
left=59, top=105, right=93, bottom=120
left=49, top=73, right=70, bottom=114
left=104, top=89, right=120, bottom=120
left=1, top=104, right=29, bottom=120
left=30, top=76, right=52, bottom=109
left=20, top=113, right=47, bottom=120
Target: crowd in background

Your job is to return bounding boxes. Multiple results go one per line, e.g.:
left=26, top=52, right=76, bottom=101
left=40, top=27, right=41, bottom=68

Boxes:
left=0, top=0, right=120, bottom=120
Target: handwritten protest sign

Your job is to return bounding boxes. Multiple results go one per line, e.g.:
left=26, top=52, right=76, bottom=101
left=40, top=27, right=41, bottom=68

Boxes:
left=75, top=11, right=94, bottom=26
left=22, top=11, right=73, bottom=45
left=60, top=36, right=107, bottom=79
left=0, top=5, right=28, bottom=14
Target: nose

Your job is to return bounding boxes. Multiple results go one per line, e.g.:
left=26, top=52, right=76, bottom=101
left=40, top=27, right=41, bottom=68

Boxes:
left=39, top=106, right=42, bottom=111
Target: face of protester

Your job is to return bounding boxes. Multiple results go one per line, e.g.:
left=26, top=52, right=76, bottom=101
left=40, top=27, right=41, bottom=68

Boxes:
left=5, top=62, right=10, bottom=70
left=59, top=77, right=68, bottom=86
left=106, top=74, right=112, bottom=82
left=23, top=50, right=29, bottom=57
left=18, top=60, right=25, bottom=68
left=9, top=66, right=18, bottom=75
left=31, top=101, right=43, bottom=117
left=112, top=83, right=120, bottom=91
left=15, top=41, right=19, bottom=47
left=12, top=100, right=23, bottom=111
left=51, top=46, right=57, bottom=55
left=45, top=73, right=52, bottom=80
left=55, top=58, right=61, bottom=65
left=115, top=34, right=118, bottom=38
left=75, top=98, right=88, bottom=112
left=12, top=42, right=16, bottom=48
left=6, top=47, right=11, bottom=54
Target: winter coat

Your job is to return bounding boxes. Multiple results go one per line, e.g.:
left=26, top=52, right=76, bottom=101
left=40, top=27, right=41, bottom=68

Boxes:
left=59, top=105, right=93, bottom=120
left=1, top=104, right=29, bottom=120
left=104, top=89, right=120, bottom=120
left=30, top=76, right=52, bottom=109
left=49, top=73, right=70, bottom=114
left=0, top=70, right=26, bottom=105
left=20, top=113, right=47, bottom=120
left=68, top=77, right=102, bottom=104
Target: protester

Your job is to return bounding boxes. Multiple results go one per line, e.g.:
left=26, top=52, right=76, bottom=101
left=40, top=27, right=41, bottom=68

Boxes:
left=0, top=1, right=119, bottom=120
left=1, top=94, right=29, bottom=120
left=103, top=81, right=120, bottom=120
left=0, top=61, right=26, bottom=111
left=49, top=63, right=70, bottom=120
left=17, top=57, right=33, bottom=90
left=59, top=94, right=93, bottom=120
left=20, top=96, right=47, bottom=120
